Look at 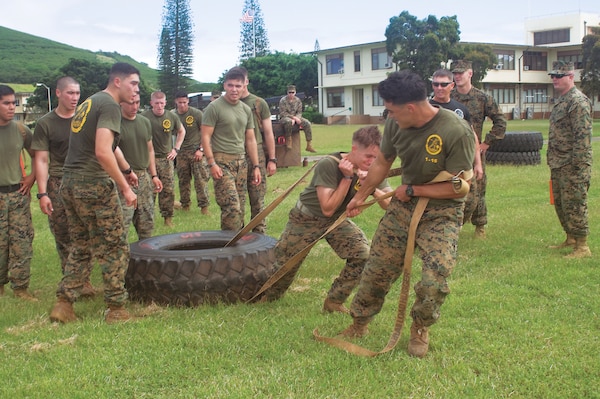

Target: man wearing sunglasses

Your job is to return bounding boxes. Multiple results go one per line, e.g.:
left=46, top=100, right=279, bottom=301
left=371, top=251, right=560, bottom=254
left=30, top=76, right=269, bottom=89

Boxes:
left=547, top=61, right=592, bottom=258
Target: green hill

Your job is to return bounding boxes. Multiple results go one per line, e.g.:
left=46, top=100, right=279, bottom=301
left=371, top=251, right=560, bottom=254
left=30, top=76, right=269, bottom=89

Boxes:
left=0, top=25, right=159, bottom=88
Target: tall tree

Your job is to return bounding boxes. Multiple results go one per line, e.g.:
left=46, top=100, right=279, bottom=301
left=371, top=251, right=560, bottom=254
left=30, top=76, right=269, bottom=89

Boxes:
left=239, top=0, right=270, bottom=60
left=158, top=0, right=194, bottom=99
left=581, top=26, right=600, bottom=102
left=385, top=11, right=461, bottom=82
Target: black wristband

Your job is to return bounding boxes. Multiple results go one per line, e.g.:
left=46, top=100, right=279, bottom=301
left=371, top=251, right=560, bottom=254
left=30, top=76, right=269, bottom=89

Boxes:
left=253, top=165, right=261, bottom=169
left=174, top=148, right=180, bottom=153
left=36, top=192, right=48, bottom=200
left=122, top=167, right=132, bottom=175
left=268, top=158, right=277, bottom=164
left=151, top=175, right=158, bottom=179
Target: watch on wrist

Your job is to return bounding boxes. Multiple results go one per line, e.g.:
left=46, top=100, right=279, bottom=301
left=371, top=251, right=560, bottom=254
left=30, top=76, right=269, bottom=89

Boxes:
left=37, top=192, right=48, bottom=200
left=405, top=185, right=414, bottom=197
left=253, top=165, right=261, bottom=169
left=122, top=167, right=132, bottom=175
left=174, top=148, right=180, bottom=153
left=268, top=158, right=277, bottom=164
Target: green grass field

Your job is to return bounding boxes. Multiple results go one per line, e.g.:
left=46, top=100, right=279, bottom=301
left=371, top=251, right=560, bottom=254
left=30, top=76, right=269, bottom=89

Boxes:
left=2, top=120, right=599, bottom=398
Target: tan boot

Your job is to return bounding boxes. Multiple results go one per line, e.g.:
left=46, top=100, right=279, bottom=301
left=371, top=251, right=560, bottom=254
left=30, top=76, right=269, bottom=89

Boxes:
left=340, top=318, right=369, bottom=338
left=50, top=299, right=77, bottom=323
left=564, top=237, right=592, bottom=259
left=474, top=225, right=486, bottom=239
left=201, top=207, right=209, bottom=215
left=80, top=281, right=96, bottom=299
left=0, top=285, right=5, bottom=296
left=408, top=321, right=430, bottom=358
left=305, top=140, right=317, bottom=153
left=322, top=298, right=350, bottom=315
left=164, top=217, right=174, bottom=227
left=14, top=288, right=38, bottom=302
left=285, top=136, right=293, bottom=150
left=549, top=234, right=576, bottom=249
left=105, top=305, right=133, bottom=324
left=173, top=201, right=182, bottom=210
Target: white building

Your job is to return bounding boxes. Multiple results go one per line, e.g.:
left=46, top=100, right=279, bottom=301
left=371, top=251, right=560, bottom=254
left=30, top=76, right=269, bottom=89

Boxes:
left=314, top=12, right=600, bottom=124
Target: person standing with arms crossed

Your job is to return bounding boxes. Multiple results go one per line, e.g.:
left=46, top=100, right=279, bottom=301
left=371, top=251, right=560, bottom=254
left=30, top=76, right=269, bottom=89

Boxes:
left=451, top=60, right=506, bottom=238
left=33, top=77, right=96, bottom=298
left=238, top=66, right=277, bottom=233
left=142, top=91, right=185, bottom=228
left=201, top=67, right=261, bottom=231
left=49, top=62, right=139, bottom=324
left=118, top=94, right=163, bottom=240
left=0, top=84, right=37, bottom=301
left=547, top=60, right=592, bottom=258
left=342, top=71, right=474, bottom=358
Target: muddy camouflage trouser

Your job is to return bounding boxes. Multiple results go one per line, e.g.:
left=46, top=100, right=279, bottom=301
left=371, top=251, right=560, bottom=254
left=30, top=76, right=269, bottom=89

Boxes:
left=463, top=155, right=487, bottom=227
left=551, top=163, right=591, bottom=238
left=155, top=158, right=175, bottom=218
left=58, top=174, right=128, bottom=305
left=176, top=149, right=210, bottom=209
left=350, top=198, right=462, bottom=328
left=0, top=190, right=33, bottom=290
left=246, top=145, right=267, bottom=233
left=264, top=206, right=370, bottom=302
left=213, top=153, right=248, bottom=231
left=120, top=170, right=155, bottom=240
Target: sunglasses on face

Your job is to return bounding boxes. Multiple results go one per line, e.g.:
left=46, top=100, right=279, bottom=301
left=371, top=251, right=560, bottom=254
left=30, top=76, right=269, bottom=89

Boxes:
left=288, top=91, right=295, bottom=94
left=432, top=82, right=453, bottom=87
left=550, top=74, right=571, bottom=79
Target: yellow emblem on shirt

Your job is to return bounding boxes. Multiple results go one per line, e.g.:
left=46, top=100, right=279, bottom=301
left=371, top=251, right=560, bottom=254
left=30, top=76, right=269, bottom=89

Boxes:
left=162, top=119, right=172, bottom=131
left=185, top=115, right=194, bottom=126
left=71, top=99, right=92, bottom=133
left=426, top=134, right=442, bottom=156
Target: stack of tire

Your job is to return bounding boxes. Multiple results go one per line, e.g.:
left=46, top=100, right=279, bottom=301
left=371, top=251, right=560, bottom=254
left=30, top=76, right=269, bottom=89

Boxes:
left=486, top=131, right=543, bottom=166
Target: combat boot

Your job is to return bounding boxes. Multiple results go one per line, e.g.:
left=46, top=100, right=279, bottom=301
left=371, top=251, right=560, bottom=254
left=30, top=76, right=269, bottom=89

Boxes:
left=549, top=234, right=575, bottom=249
left=80, top=281, right=96, bottom=299
left=173, top=201, right=182, bottom=210
left=564, top=237, right=592, bottom=259
left=105, top=305, right=132, bottom=324
left=0, top=285, right=4, bottom=296
left=50, top=299, right=77, bottom=323
left=285, top=136, right=293, bottom=150
left=201, top=206, right=209, bottom=215
left=305, top=140, right=316, bottom=153
left=340, top=317, right=370, bottom=338
left=322, top=297, right=350, bottom=315
left=474, top=225, right=486, bottom=239
left=164, top=217, right=174, bottom=227
left=13, top=288, right=38, bottom=302
left=407, top=321, right=429, bottom=358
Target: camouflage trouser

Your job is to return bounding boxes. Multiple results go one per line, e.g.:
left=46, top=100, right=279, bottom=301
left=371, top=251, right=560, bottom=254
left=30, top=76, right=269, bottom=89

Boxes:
left=120, top=170, right=155, bottom=240
left=551, top=163, right=591, bottom=238
left=176, top=149, right=210, bottom=209
left=350, top=198, right=462, bottom=328
left=0, top=189, right=33, bottom=290
left=58, top=174, right=128, bottom=305
left=246, top=145, right=267, bottom=233
left=264, top=206, right=370, bottom=302
left=280, top=116, right=313, bottom=141
left=213, top=153, right=247, bottom=231
left=464, top=155, right=487, bottom=227
left=155, top=157, right=175, bottom=218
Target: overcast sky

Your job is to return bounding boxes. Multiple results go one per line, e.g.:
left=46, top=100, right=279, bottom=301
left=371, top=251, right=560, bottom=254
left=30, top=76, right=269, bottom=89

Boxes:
left=1, top=0, right=598, bottom=83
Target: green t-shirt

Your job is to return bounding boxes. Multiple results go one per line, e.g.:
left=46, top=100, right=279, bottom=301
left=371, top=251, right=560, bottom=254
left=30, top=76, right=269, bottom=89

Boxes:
left=202, top=97, right=254, bottom=155
left=381, top=107, right=475, bottom=203
left=63, top=91, right=121, bottom=178
left=0, top=121, right=32, bottom=186
left=31, top=110, right=71, bottom=177
left=175, top=106, right=203, bottom=151
left=241, top=93, right=270, bottom=144
left=299, top=153, right=391, bottom=219
left=119, top=114, right=152, bottom=170
left=141, top=109, right=183, bottom=158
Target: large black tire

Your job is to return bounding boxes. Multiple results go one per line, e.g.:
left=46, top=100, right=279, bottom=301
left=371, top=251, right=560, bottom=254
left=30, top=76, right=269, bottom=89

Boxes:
left=126, top=231, right=276, bottom=306
left=486, top=151, right=541, bottom=166
left=489, top=131, right=543, bottom=153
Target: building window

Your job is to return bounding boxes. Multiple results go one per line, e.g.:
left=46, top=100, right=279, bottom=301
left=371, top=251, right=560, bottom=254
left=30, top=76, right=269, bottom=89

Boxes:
left=494, top=50, right=515, bottom=70
left=326, top=53, right=344, bottom=75
left=523, top=87, right=548, bottom=103
left=15, top=99, right=20, bottom=106
left=523, top=51, right=547, bottom=71
left=491, top=86, right=515, bottom=104
left=372, top=85, right=384, bottom=106
left=371, top=47, right=392, bottom=70
left=327, top=88, right=345, bottom=108
left=534, top=29, right=570, bottom=45
left=354, top=51, right=361, bottom=72
left=557, top=50, right=583, bottom=69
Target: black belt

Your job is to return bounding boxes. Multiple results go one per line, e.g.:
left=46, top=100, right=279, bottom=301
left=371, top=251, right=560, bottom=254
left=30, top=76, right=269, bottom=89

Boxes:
left=0, top=184, right=21, bottom=193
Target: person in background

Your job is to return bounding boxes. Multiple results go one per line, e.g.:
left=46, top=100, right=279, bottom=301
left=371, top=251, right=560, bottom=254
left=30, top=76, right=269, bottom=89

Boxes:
left=118, top=94, right=163, bottom=240
left=238, top=66, right=277, bottom=233
left=210, top=89, right=221, bottom=102
left=142, top=91, right=185, bottom=227
left=547, top=60, right=593, bottom=258
left=0, top=84, right=37, bottom=301
left=201, top=67, right=261, bottom=231
left=49, top=62, right=140, bottom=324
left=173, top=91, right=210, bottom=215
left=279, top=85, right=316, bottom=153
left=451, top=60, right=506, bottom=238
